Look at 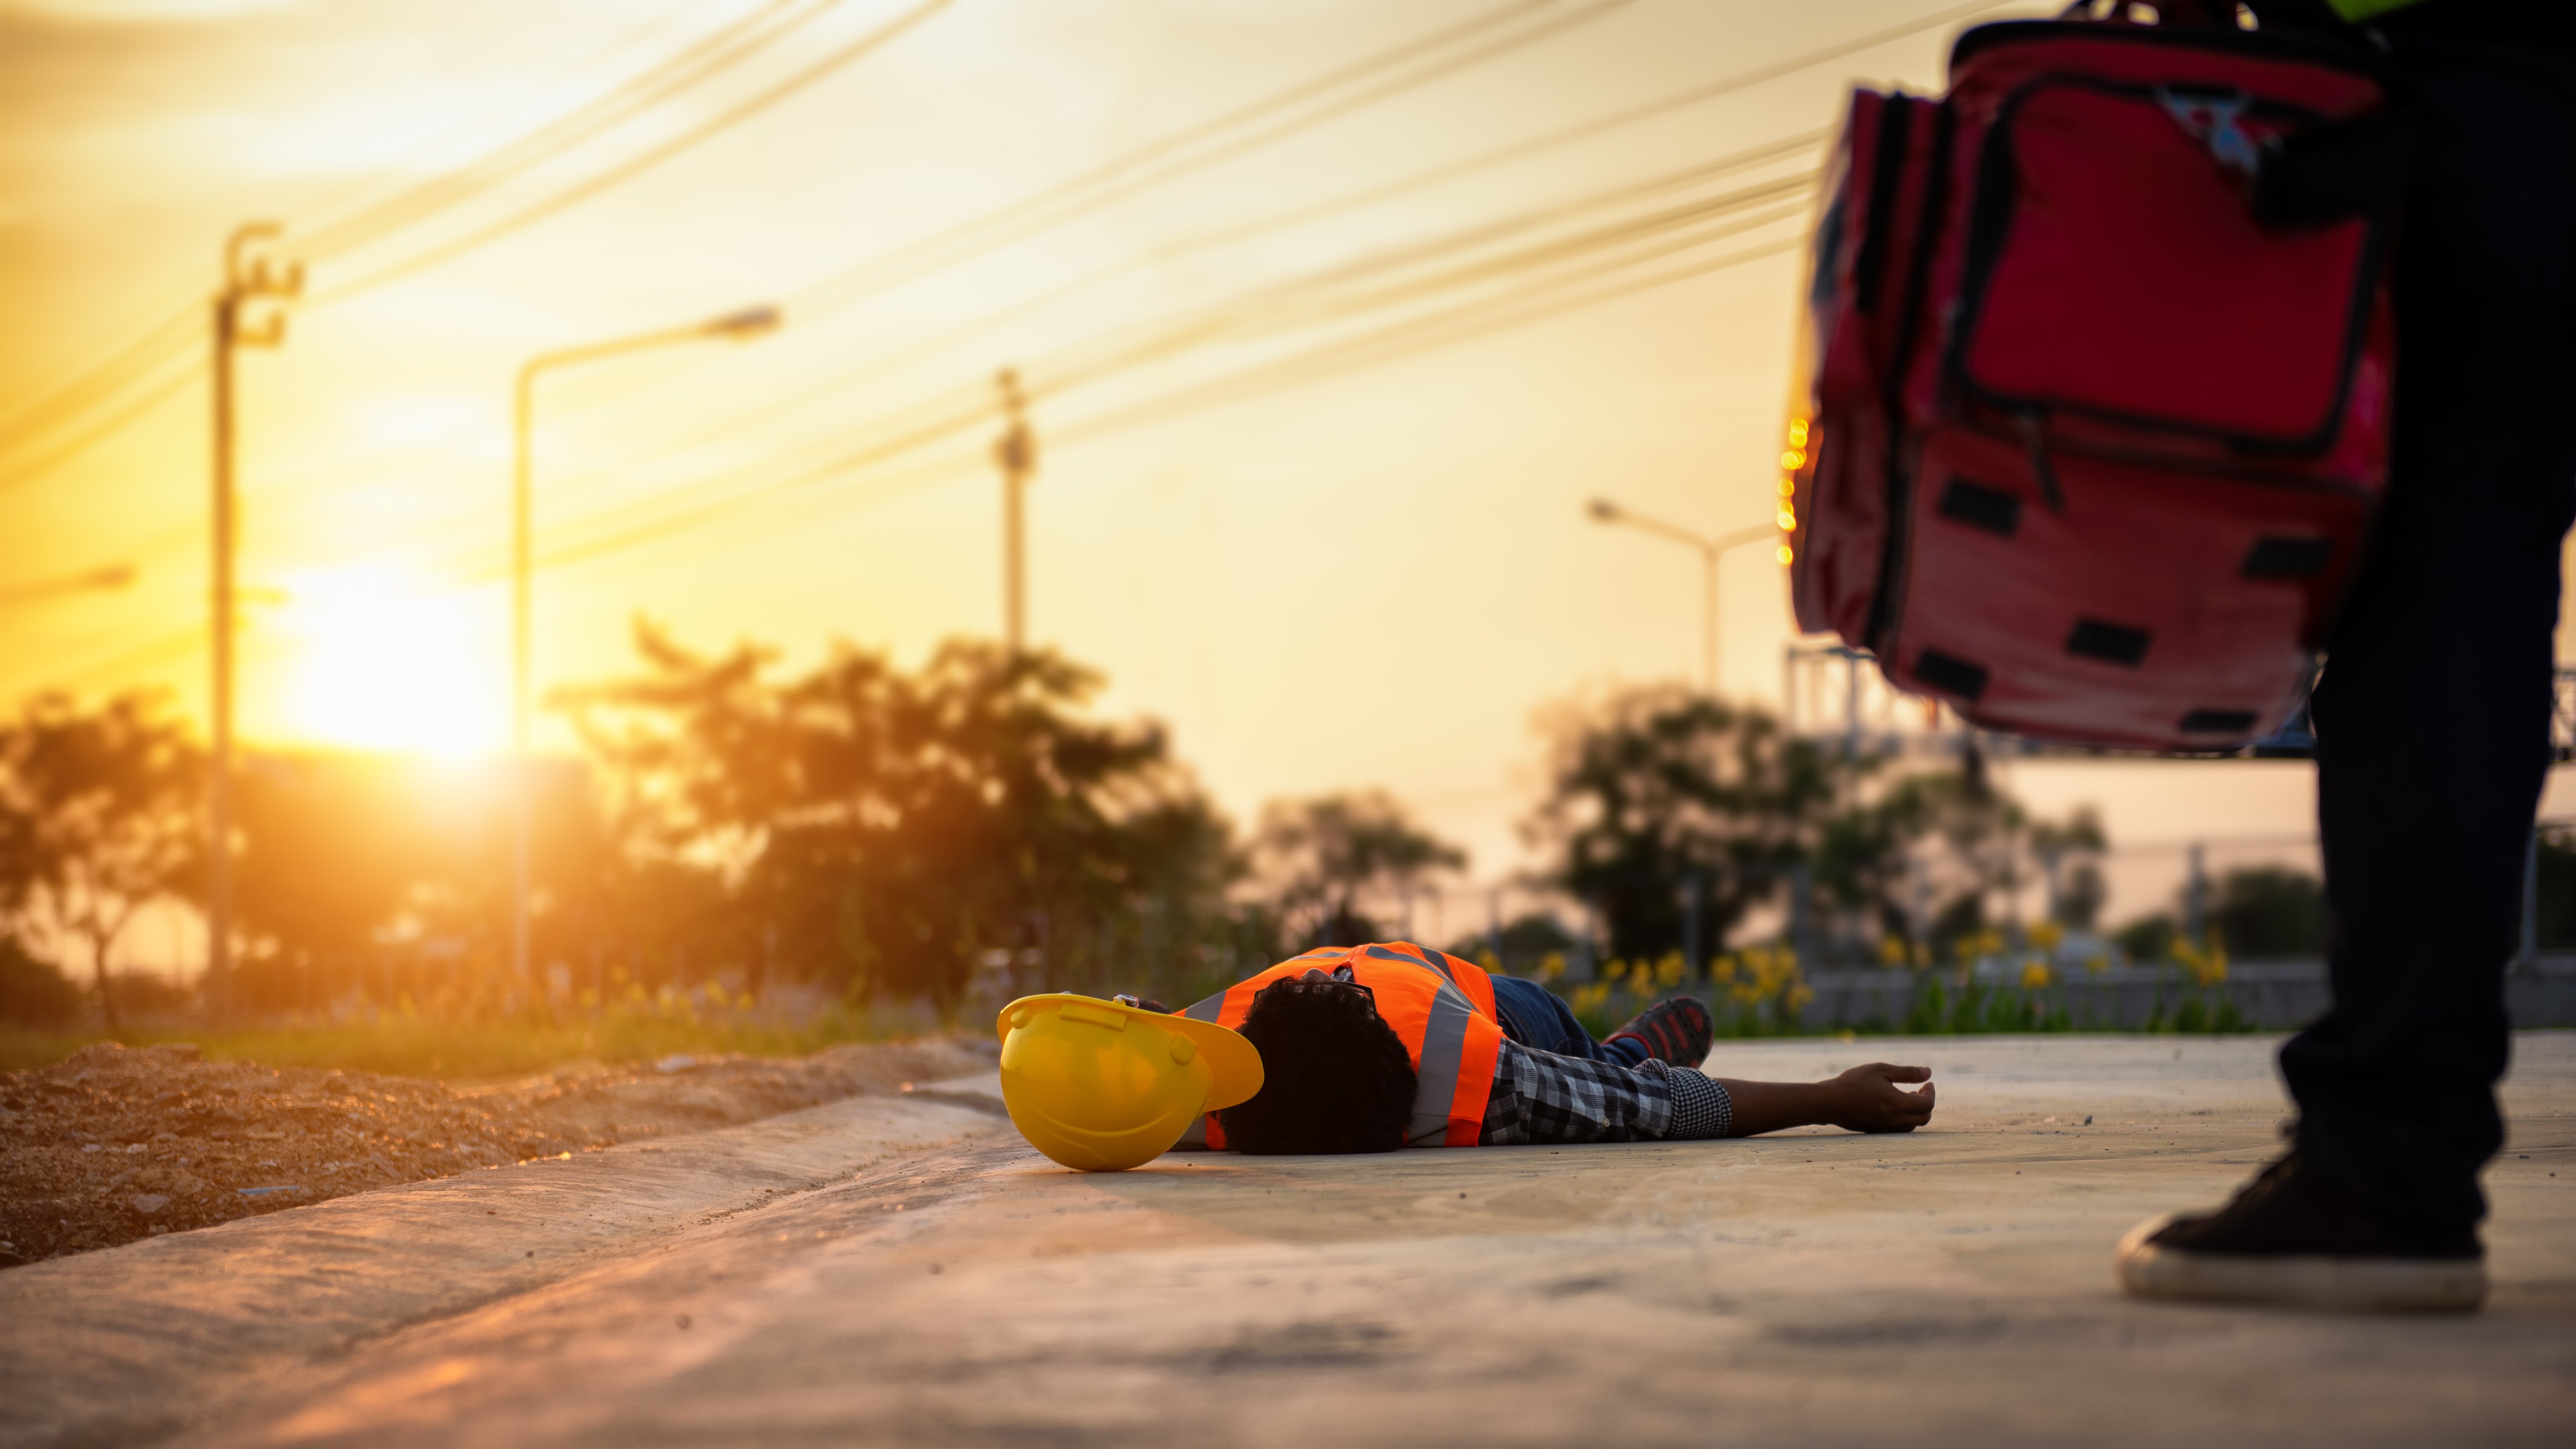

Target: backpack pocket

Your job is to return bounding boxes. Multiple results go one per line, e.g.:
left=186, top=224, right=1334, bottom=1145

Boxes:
left=1948, top=77, right=2387, bottom=455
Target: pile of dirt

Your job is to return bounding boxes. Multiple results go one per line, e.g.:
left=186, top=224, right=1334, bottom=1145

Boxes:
left=0, top=1035, right=999, bottom=1269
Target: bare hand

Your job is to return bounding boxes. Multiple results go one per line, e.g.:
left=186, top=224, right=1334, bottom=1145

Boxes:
left=1819, top=1063, right=1934, bottom=1133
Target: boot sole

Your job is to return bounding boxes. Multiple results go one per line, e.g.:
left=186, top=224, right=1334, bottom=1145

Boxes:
left=2115, top=1215, right=2487, bottom=1313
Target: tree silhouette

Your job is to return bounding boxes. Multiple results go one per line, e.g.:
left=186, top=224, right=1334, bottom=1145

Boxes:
left=1526, top=688, right=1843, bottom=962
left=1524, top=685, right=2107, bottom=964
left=563, top=623, right=1235, bottom=1008
left=0, top=692, right=201, bottom=1027
left=1254, top=790, right=1465, bottom=947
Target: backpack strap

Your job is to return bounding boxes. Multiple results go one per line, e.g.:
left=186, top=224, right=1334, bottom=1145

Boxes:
left=2059, top=0, right=2238, bottom=26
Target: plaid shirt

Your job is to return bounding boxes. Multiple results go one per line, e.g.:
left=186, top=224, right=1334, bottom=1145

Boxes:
left=1479, top=1040, right=1734, bottom=1146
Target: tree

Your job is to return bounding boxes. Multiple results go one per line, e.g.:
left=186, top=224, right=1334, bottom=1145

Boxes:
left=2210, top=865, right=2328, bottom=958
left=0, top=693, right=201, bottom=1027
left=0, top=933, right=79, bottom=1027
left=1253, top=791, right=1465, bottom=948
left=2533, top=825, right=2576, bottom=950
left=1523, top=686, right=2112, bottom=964
left=564, top=624, right=1237, bottom=1009
left=2030, top=806, right=2109, bottom=929
left=1446, top=912, right=1575, bottom=976
left=228, top=751, right=432, bottom=1011
left=1525, top=688, right=1846, bottom=962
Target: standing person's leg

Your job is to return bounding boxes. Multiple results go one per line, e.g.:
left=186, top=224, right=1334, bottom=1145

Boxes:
left=2121, top=38, right=2576, bottom=1310
left=2294, top=38, right=2576, bottom=1232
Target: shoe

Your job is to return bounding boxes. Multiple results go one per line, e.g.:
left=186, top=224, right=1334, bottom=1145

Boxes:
left=1606, top=996, right=1713, bottom=1068
left=2115, top=1151, right=2486, bottom=1313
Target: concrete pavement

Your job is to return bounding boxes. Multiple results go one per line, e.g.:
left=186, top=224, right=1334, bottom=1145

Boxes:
left=6, top=1035, right=2572, bottom=1447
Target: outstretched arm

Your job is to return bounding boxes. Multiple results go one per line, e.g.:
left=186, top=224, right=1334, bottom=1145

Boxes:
left=1710, top=1063, right=1934, bottom=1136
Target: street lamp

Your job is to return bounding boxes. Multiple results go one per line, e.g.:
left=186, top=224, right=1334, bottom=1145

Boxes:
left=1586, top=497, right=1777, bottom=695
left=511, top=304, right=781, bottom=989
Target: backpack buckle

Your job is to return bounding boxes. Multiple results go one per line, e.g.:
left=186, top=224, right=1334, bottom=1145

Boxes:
left=2157, top=88, right=2266, bottom=178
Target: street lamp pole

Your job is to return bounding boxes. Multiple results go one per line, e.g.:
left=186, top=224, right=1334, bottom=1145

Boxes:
left=0, top=563, right=138, bottom=608
left=511, top=305, right=780, bottom=991
left=1585, top=497, right=1776, bottom=694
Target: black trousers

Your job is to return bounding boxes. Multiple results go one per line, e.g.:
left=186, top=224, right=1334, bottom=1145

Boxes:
left=2286, top=37, right=2576, bottom=1232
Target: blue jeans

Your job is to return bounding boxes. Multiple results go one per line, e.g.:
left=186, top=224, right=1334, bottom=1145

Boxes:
left=1488, top=975, right=1646, bottom=1067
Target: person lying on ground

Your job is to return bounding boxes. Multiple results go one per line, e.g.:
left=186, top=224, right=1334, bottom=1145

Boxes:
left=1125, top=940, right=1933, bottom=1154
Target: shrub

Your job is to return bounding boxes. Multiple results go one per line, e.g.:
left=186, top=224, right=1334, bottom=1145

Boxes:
left=0, top=936, right=79, bottom=1027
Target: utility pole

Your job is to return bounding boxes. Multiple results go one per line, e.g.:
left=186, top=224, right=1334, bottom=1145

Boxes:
left=208, top=222, right=297, bottom=1026
left=995, top=368, right=1036, bottom=655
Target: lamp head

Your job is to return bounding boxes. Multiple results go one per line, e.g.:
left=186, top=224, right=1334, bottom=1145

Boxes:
left=705, top=305, right=782, bottom=339
left=1586, top=497, right=1620, bottom=523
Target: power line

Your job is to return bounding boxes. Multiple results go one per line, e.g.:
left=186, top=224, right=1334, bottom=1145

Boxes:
left=0, top=309, right=198, bottom=448
left=314, top=0, right=952, bottom=302
left=590, top=129, right=1831, bottom=477
left=542, top=231, right=1807, bottom=581
left=479, top=192, right=1812, bottom=579
left=337, top=151, right=1814, bottom=586
left=1, top=361, right=198, bottom=492
left=787, top=0, right=1637, bottom=324
left=0, top=4, right=786, bottom=453
left=11, top=0, right=2007, bottom=689
left=0, top=1, right=860, bottom=476
left=457, top=0, right=2005, bottom=489
left=89, top=0, right=1705, bottom=574
left=292, top=0, right=830, bottom=262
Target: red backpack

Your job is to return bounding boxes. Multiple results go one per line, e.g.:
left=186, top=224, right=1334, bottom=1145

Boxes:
left=1783, top=2, right=2409, bottom=751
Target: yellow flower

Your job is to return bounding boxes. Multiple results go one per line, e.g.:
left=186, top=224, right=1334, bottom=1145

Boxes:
left=2026, top=921, right=2065, bottom=952
left=1878, top=935, right=1911, bottom=968
left=2019, top=959, right=2053, bottom=991
left=2083, top=954, right=2111, bottom=975
left=1654, top=952, right=1687, bottom=990
left=2173, top=938, right=2230, bottom=987
left=1538, top=951, right=1567, bottom=982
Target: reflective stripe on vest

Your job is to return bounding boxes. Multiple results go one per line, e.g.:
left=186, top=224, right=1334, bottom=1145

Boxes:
left=1178, top=941, right=1503, bottom=1149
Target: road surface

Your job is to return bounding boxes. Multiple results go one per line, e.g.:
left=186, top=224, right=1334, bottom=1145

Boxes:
left=4, top=1035, right=2571, bottom=1447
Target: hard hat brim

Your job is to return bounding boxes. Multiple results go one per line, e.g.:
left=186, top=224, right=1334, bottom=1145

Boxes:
left=1165, top=1011, right=1264, bottom=1111
left=995, top=995, right=1264, bottom=1112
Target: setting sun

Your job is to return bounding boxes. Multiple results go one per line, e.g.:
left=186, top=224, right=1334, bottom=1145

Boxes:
left=277, top=565, right=502, bottom=757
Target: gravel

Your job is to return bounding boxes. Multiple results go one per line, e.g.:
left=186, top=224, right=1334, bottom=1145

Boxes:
left=0, top=1035, right=999, bottom=1268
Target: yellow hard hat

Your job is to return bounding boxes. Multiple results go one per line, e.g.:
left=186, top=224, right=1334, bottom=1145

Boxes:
left=995, top=994, right=1264, bottom=1172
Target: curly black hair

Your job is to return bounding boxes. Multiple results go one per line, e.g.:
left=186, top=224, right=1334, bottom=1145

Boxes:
left=1217, top=978, right=1418, bottom=1154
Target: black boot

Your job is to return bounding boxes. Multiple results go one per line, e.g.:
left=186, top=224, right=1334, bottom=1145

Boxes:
left=2116, top=1150, right=2485, bottom=1313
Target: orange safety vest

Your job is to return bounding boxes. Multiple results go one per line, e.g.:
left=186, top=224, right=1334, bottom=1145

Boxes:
left=1175, top=942, right=1504, bottom=1149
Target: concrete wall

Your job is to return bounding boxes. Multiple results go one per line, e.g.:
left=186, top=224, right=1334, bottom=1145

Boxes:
left=1795, top=955, right=2576, bottom=1031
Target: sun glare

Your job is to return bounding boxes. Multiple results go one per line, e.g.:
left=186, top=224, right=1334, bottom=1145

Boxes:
left=279, top=566, right=503, bottom=757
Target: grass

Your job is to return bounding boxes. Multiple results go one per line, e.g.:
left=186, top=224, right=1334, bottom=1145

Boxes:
left=1567, top=975, right=2260, bottom=1041
left=0, top=1001, right=944, bottom=1079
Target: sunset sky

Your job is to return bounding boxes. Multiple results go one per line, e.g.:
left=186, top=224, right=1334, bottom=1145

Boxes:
left=7, top=0, right=2569, bottom=932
